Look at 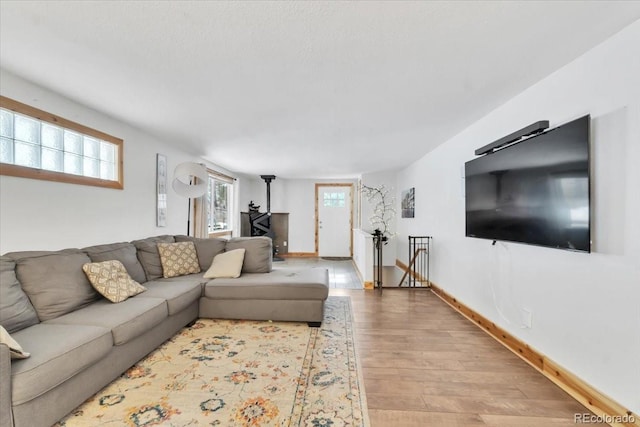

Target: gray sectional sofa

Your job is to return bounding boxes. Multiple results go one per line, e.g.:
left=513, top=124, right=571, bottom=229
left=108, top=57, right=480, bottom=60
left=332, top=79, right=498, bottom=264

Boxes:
left=0, top=235, right=329, bottom=427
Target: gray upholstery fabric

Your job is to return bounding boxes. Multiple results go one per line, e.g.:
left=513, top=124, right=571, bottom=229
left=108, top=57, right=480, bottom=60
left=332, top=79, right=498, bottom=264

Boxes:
left=82, top=242, right=147, bottom=284
left=131, top=235, right=175, bottom=281
left=0, top=256, right=38, bottom=333
left=10, top=324, right=112, bottom=405
left=10, top=304, right=197, bottom=427
left=199, top=299, right=325, bottom=323
left=155, top=272, right=208, bottom=285
left=46, top=297, right=167, bottom=346
left=6, top=250, right=99, bottom=322
left=204, top=268, right=329, bottom=300
left=225, top=237, right=272, bottom=273
left=0, top=343, right=12, bottom=427
left=174, top=235, right=226, bottom=271
left=137, top=279, right=202, bottom=315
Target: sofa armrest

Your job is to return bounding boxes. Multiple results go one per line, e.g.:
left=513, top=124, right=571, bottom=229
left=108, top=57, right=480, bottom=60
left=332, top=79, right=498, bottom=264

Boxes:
left=0, top=343, right=13, bottom=427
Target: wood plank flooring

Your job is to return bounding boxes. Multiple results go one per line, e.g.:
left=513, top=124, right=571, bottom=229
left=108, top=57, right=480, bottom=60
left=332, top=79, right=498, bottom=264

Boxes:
left=279, top=258, right=604, bottom=426
left=334, top=288, right=605, bottom=426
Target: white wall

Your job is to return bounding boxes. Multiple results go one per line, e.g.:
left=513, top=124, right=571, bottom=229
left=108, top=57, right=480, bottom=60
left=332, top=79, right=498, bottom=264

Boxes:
left=396, top=22, right=640, bottom=413
left=0, top=70, right=236, bottom=252
left=239, top=176, right=357, bottom=253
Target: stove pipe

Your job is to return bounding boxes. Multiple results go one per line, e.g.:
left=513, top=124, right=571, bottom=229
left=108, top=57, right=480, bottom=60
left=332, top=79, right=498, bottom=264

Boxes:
left=260, top=175, right=276, bottom=213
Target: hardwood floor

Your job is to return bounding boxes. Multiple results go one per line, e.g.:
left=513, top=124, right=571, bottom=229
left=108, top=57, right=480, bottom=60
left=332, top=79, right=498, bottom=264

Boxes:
left=280, top=257, right=604, bottom=427
left=333, top=288, right=605, bottom=426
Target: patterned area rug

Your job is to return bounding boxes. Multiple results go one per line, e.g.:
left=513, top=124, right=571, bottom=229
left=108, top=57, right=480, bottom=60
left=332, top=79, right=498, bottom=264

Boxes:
left=56, top=296, right=369, bottom=427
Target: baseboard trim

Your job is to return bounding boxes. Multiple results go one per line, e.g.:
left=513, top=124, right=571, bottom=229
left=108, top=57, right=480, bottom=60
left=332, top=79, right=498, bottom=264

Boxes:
left=428, top=283, right=639, bottom=427
left=280, top=252, right=317, bottom=258
left=351, top=259, right=372, bottom=289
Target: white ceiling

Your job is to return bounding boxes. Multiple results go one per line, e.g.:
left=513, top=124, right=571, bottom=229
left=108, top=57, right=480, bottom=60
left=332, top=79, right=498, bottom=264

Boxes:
left=1, top=1, right=639, bottom=179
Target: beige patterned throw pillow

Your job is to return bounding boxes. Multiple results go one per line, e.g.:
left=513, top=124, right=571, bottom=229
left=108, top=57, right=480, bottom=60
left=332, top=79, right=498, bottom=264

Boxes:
left=157, top=241, right=201, bottom=278
left=82, top=260, right=147, bottom=303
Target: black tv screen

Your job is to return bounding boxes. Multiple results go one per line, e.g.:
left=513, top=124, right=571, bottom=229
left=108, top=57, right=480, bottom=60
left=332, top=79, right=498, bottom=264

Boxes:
left=465, top=115, right=591, bottom=252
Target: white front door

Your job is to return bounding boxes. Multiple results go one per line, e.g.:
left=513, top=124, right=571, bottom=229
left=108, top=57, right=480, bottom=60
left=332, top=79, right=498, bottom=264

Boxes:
left=317, top=185, right=352, bottom=257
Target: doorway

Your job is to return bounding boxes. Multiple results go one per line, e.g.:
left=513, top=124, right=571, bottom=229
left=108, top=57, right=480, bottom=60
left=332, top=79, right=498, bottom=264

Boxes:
left=315, top=184, right=353, bottom=257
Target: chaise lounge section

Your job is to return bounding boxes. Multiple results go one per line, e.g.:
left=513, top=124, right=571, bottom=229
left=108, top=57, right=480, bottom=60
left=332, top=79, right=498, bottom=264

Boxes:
left=0, top=235, right=329, bottom=427
left=200, top=268, right=330, bottom=326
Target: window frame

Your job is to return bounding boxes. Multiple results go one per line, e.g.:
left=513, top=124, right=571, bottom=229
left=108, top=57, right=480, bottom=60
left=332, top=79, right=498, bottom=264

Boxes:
left=0, top=96, right=124, bottom=189
left=206, top=169, right=235, bottom=237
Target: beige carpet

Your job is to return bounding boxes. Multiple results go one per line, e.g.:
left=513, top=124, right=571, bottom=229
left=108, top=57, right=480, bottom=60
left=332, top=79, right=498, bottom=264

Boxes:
left=55, top=296, right=369, bottom=427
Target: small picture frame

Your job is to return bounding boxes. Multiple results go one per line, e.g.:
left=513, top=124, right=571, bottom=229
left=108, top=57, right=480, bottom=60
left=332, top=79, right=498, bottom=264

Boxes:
left=156, top=154, right=167, bottom=227
left=401, top=187, right=415, bottom=218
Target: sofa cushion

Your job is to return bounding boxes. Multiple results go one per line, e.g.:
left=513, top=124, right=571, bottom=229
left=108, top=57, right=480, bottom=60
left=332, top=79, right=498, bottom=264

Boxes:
left=225, top=237, right=272, bottom=273
left=46, top=297, right=167, bottom=346
left=10, top=323, right=112, bottom=405
left=157, top=242, right=201, bottom=278
left=154, top=272, right=208, bottom=286
left=174, top=235, right=227, bottom=271
left=132, top=235, right=175, bottom=281
left=83, top=242, right=147, bottom=284
left=82, top=260, right=147, bottom=303
left=138, top=279, right=202, bottom=315
left=204, top=248, right=245, bottom=279
left=6, top=250, right=99, bottom=322
left=204, top=268, right=329, bottom=300
left=0, top=256, right=38, bottom=333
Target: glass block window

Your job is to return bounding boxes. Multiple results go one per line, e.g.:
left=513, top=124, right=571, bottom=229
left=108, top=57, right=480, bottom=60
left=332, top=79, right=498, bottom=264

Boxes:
left=0, top=96, right=123, bottom=189
left=324, top=191, right=346, bottom=207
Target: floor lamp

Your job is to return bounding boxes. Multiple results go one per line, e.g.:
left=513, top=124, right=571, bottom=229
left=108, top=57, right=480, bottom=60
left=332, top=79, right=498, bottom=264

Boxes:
left=172, top=162, right=208, bottom=236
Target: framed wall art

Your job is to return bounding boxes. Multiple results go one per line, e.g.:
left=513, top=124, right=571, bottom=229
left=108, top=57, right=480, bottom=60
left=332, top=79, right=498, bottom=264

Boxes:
left=401, top=187, right=415, bottom=218
left=156, top=153, right=167, bottom=227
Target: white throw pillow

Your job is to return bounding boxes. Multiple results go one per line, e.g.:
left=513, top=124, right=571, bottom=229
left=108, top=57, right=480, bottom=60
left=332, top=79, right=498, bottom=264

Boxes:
left=203, top=249, right=246, bottom=279
left=0, top=325, right=30, bottom=359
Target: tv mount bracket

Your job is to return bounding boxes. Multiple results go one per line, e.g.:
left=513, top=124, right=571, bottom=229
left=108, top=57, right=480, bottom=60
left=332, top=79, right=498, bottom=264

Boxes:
left=475, top=120, right=549, bottom=156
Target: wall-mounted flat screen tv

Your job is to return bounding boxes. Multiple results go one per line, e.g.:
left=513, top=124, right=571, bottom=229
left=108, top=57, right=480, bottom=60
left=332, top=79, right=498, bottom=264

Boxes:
left=465, top=115, right=591, bottom=252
